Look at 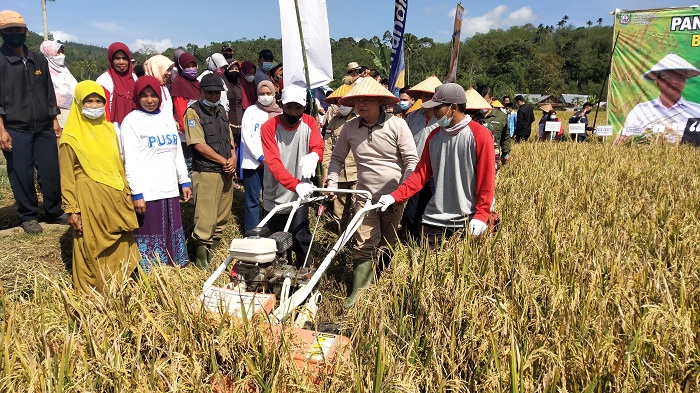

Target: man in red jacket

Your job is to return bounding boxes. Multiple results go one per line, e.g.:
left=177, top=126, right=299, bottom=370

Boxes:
left=378, top=83, right=496, bottom=248
left=261, top=84, right=324, bottom=264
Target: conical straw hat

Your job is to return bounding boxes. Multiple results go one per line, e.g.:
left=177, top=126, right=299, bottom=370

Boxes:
left=538, top=103, right=553, bottom=113
left=643, top=53, right=700, bottom=80
left=407, top=75, right=442, bottom=98
left=338, top=77, right=399, bottom=106
left=325, top=84, right=352, bottom=104
left=406, top=98, right=423, bottom=114
left=491, top=99, right=504, bottom=108
left=465, top=87, right=492, bottom=110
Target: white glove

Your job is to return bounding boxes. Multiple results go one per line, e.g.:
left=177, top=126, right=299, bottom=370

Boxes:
left=298, top=152, right=319, bottom=179
left=295, top=182, right=314, bottom=200
left=468, top=219, right=488, bottom=236
left=377, top=195, right=395, bottom=212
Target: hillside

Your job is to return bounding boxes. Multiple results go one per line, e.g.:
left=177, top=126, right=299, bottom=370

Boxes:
left=22, top=21, right=613, bottom=98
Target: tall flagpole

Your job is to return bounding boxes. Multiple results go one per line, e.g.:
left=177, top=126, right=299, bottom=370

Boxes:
left=293, top=0, right=317, bottom=118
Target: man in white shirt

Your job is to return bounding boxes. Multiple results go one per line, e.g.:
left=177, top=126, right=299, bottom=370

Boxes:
left=622, top=53, right=700, bottom=144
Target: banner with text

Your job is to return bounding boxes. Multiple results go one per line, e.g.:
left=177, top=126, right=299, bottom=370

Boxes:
left=279, top=0, right=333, bottom=89
left=609, top=7, right=700, bottom=144
left=388, top=0, right=408, bottom=93
left=444, top=3, right=463, bottom=83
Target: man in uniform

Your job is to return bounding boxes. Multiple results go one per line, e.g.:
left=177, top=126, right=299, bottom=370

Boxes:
left=321, top=84, right=358, bottom=234
left=477, top=85, right=511, bottom=166
left=0, top=10, right=67, bottom=234
left=184, top=74, right=236, bottom=267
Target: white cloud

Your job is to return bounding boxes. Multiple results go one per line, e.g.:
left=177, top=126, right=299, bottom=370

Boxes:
left=131, top=38, right=173, bottom=54
left=451, top=5, right=537, bottom=37
left=50, top=30, right=78, bottom=42
left=91, top=22, right=122, bottom=33
left=506, top=7, right=536, bottom=25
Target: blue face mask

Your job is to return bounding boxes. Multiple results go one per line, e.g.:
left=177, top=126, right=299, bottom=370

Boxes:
left=202, top=99, right=221, bottom=107
left=399, top=100, right=410, bottom=110
left=261, top=62, right=274, bottom=72
left=437, top=106, right=453, bottom=128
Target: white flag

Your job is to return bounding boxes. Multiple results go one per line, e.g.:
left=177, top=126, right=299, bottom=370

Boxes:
left=279, top=0, right=333, bottom=89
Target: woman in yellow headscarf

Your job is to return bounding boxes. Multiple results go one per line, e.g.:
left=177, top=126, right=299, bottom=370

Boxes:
left=59, top=80, right=141, bottom=294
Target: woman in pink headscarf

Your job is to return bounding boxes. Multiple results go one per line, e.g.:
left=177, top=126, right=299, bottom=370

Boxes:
left=96, top=42, right=137, bottom=131
left=143, top=54, right=176, bottom=117
left=40, top=40, right=78, bottom=128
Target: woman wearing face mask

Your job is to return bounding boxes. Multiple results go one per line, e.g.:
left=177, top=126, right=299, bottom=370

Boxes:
left=239, top=61, right=258, bottom=111
left=40, top=40, right=78, bottom=128
left=119, top=76, right=192, bottom=271
left=269, top=63, right=284, bottom=101
left=541, top=109, right=564, bottom=141
left=59, top=80, right=141, bottom=294
left=321, top=84, right=358, bottom=234
left=198, top=53, right=230, bottom=116
left=240, top=80, right=282, bottom=231
left=96, top=42, right=137, bottom=131
left=170, top=52, right=201, bottom=171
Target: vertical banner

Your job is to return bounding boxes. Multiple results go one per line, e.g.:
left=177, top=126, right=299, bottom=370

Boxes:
left=388, top=0, right=408, bottom=94
left=444, top=3, right=464, bottom=83
left=609, top=7, right=700, bottom=144
left=279, top=0, right=333, bottom=89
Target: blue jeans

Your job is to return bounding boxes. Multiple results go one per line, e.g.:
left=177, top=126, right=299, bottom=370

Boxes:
left=243, top=166, right=264, bottom=232
left=3, top=128, right=63, bottom=222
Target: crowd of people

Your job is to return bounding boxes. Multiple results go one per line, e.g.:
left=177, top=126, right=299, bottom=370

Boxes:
left=1, top=9, right=599, bottom=303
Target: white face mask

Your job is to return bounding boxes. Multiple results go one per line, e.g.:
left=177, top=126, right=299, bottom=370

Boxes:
left=258, top=95, right=275, bottom=106
left=81, top=107, right=105, bottom=120
left=550, top=115, right=557, bottom=120
left=337, top=105, right=353, bottom=116
left=52, top=54, right=66, bottom=67
left=244, top=75, right=255, bottom=83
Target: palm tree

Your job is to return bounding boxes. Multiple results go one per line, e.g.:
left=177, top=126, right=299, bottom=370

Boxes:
left=587, top=20, right=593, bottom=28
left=597, top=18, right=603, bottom=26
left=41, top=0, right=56, bottom=40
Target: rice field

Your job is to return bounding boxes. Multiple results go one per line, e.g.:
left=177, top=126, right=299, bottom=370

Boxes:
left=1, top=119, right=699, bottom=392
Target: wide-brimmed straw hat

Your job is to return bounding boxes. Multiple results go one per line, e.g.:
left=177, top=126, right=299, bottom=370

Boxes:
left=464, top=88, right=492, bottom=110
left=325, top=84, right=352, bottom=104
left=406, top=75, right=442, bottom=98
left=643, top=53, right=700, bottom=80
left=338, top=77, right=400, bottom=106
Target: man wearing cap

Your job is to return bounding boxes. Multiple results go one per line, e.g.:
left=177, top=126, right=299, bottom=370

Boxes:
left=0, top=10, right=68, bottom=234
left=261, top=84, right=324, bottom=264
left=184, top=74, right=236, bottom=267
left=477, top=85, right=511, bottom=165
left=321, top=84, right=358, bottom=234
left=221, top=43, right=234, bottom=60
left=401, top=76, right=441, bottom=240
left=622, top=53, right=700, bottom=144
left=254, top=49, right=275, bottom=88
left=377, top=83, right=496, bottom=248
left=326, top=77, right=418, bottom=307
left=342, top=62, right=363, bottom=85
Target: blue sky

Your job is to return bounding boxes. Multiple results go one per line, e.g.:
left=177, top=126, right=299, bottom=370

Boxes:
left=9, top=0, right=691, bottom=52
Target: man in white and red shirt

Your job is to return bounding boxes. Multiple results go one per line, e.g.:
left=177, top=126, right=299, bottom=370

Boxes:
left=378, top=83, right=496, bottom=248
left=261, top=84, right=324, bottom=264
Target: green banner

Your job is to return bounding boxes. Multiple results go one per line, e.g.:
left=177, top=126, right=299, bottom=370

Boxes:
left=609, top=7, right=700, bottom=143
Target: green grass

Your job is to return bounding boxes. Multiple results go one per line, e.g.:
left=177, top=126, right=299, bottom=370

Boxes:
left=1, top=138, right=699, bottom=392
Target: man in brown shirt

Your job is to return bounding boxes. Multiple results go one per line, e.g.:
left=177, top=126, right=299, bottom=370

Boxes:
left=327, top=77, right=418, bottom=307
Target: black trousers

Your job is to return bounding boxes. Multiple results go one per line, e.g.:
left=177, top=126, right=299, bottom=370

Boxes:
left=263, top=204, right=311, bottom=265
left=3, top=128, right=63, bottom=222
left=421, top=223, right=463, bottom=250
left=401, top=177, right=435, bottom=240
